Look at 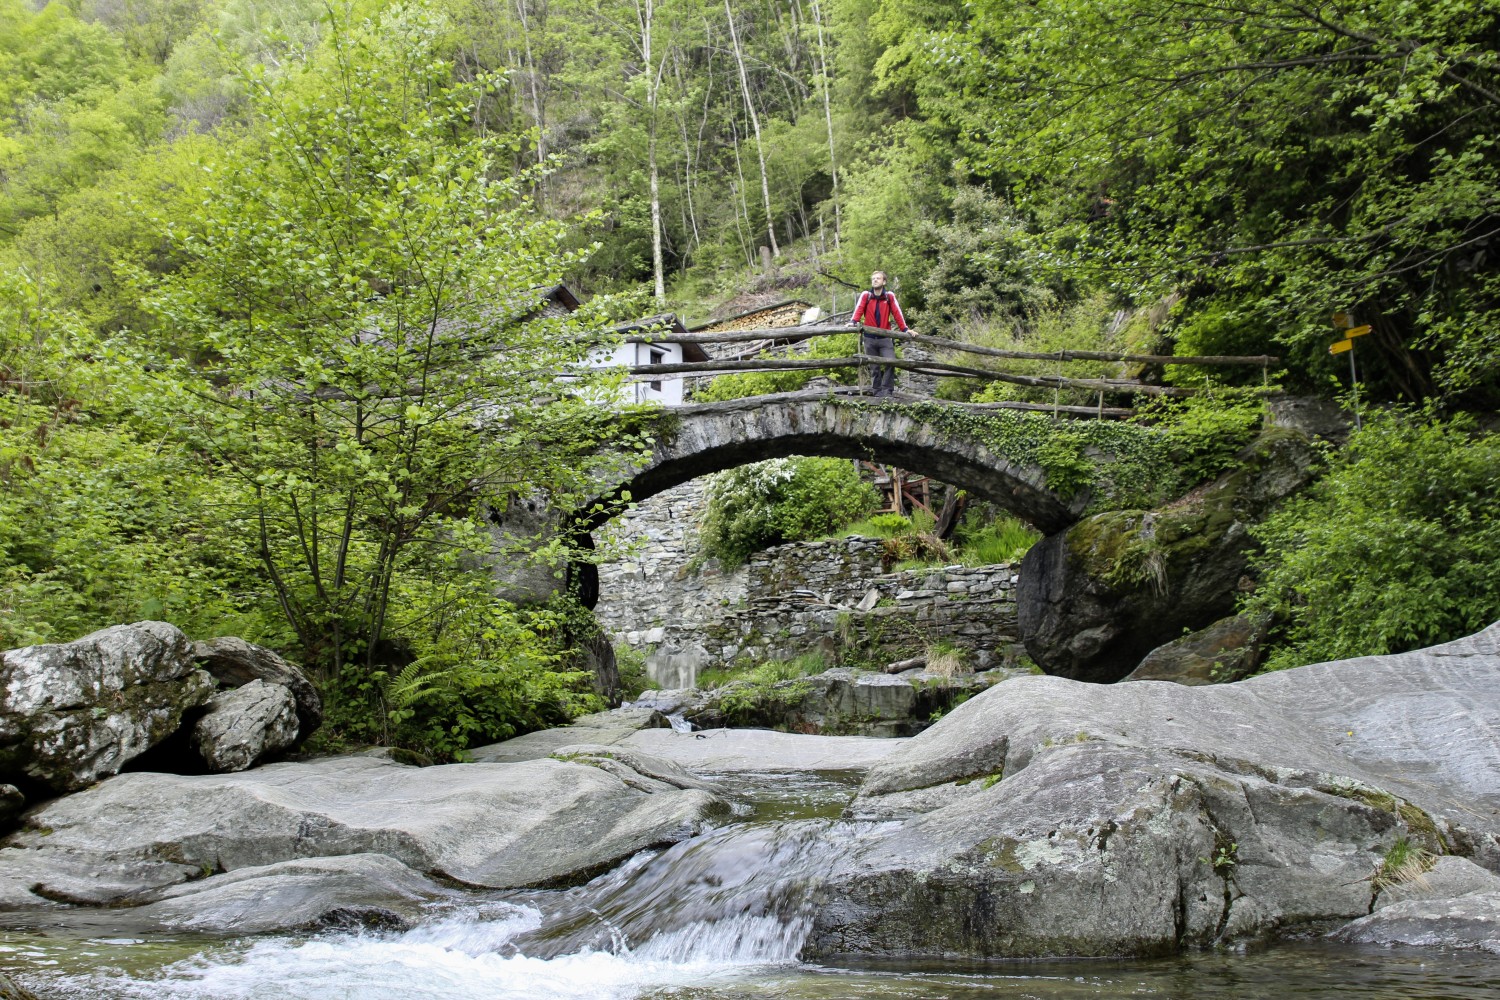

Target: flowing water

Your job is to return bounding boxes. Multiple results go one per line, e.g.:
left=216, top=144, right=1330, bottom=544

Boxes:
left=4, top=769, right=1499, bottom=999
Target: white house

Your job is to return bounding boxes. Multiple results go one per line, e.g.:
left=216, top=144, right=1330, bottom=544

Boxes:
left=595, top=313, right=709, bottom=407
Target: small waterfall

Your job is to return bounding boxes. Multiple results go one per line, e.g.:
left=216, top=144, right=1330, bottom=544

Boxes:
left=512, top=819, right=851, bottom=960
left=55, top=787, right=864, bottom=1000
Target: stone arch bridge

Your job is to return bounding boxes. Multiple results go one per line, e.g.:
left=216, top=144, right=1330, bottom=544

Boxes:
left=579, top=390, right=1092, bottom=537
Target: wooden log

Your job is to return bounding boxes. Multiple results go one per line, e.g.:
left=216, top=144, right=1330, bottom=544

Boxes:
left=626, top=354, right=1203, bottom=398
left=619, top=323, right=1279, bottom=368
left=884, top=655, right=927, bottom=674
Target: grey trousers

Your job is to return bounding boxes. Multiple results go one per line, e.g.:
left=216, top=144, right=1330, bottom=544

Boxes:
left=863, top=334, right=896, bottom=395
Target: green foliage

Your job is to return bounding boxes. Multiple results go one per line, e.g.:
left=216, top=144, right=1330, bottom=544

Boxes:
left=1372, top=836, right=1437, bottom=891
left=615, top=643, right=650, bottom=701
left=914, top=183, right=1060, bottom=327
left=130, top=3, right=635, bottom=675
left=701, top=457, right=880, bottom=565
left=884, top=0, right=1500, bottom=402
left=836, top=397, right=1175, bottom=510
left=953, top=293, right=1133, bottom=407
left=1149, top=396, right=1267, bottom=488
left=698, top=650, right=828, bottom=692
left=321, top=595, right=603, bottom=760
left=952, top=512, right=1039, bottom=566
left=840, top=511, right=915, bottom=538
left=0, top=271, right=259, bottom=647
left=1245, top=409, right=1500, bottom=671
left=880, top=529, right=950, bottom=571
left=704, top=652, right=826, bottom=726
left=0, top=0, right=168, bottom=231
left=1203, top=839, right=1239, bottom=876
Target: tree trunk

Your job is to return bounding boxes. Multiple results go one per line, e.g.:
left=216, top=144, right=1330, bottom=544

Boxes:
left=636, top=0, right=668, bottom=302
left=809, top=0, right=840, bottom=247
left=512, top=0, right=549, bottom=204
left=725, top=0, right=779, bottom=258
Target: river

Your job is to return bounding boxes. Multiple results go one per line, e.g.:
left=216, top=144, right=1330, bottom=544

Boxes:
left=4, top=770, right=1497, bottom=998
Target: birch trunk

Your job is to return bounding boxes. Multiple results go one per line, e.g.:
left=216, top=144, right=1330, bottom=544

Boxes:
left=725, top=0, right=779, bottom=258
left=809, top=0, right=840, bottom=247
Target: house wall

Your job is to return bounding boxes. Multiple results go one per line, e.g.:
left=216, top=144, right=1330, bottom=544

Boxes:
left=587, top=342, right=687, bottom=406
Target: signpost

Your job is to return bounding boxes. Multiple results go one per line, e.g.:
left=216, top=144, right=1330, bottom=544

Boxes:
left=1329, top=314, right=1371, bottom=429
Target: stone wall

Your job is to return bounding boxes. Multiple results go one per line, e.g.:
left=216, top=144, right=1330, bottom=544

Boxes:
left=596, top=479, right=1023, bottom=691
left=614, top=532, right=1022, bottom=688
left=595, top=479, right=747, bottom=638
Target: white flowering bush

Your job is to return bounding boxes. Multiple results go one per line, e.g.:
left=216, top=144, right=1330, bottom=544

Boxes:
left=700, top=458, right=880, bottom=566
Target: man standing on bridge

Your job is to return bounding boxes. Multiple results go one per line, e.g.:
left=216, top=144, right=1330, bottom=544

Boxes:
left=847, top=270, right=908, bottom=397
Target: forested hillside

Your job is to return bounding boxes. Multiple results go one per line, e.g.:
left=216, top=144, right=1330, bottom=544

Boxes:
left=2, top=0, right=1498, bottom=752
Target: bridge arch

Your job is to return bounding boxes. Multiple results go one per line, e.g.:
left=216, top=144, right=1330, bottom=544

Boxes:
left=579, top=392, right=1087, bottom=536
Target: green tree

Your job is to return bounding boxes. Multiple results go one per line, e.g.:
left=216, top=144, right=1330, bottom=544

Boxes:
left=701, top=456, right=880, bottom=565
left=1244, top=409, right=1500, bottom=671
left=874, top=0, right=1500, bottom=401
left=133, top=1, right=634, bottom=674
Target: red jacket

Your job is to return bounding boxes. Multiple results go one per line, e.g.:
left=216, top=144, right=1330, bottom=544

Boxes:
left=849, top=289, right=908, bottom=332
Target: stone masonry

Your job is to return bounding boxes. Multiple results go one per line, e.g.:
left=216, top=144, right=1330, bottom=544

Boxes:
left=599, top=492, right=1022, bottom=688
left=595, top=479, right=748, bottom=640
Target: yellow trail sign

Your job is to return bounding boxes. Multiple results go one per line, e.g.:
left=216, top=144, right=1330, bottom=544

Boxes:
left=1344, top=324, right=1372, bottom=338
left=1330, top=339, right=1353, bottom=355
left=1332, top=311, right=1352, bottom=329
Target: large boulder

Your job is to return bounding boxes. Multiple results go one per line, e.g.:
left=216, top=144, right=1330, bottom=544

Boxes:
left=192, top=636, right=323, bottom=736
left=192, top=679, right=300, bottom=773
left=128, top=854, right=458, bottom=935
left=0, top=753, right=728, bottom=919
left=1331, top=892, right=1500, bottom=953
left=1121, top=614, right=1268, bottom=685
left=802, top=622, right=1500, bottom=959
left=1017, top=428, right=1320, bottom=683
left=0, top=622, right=216, bottom=792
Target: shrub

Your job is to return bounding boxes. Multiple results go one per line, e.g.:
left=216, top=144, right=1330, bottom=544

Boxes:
left=700, top=457, right=880, bottom=566
left=1244, top=408, right=1500, bottom=671
left=1147, top=395, right=1266, bottom=489
left=881, top=531, right=950, bottom=570
left=954, top=514, right=1040, bottom=565
left=320, top=595, right=605, bottom=761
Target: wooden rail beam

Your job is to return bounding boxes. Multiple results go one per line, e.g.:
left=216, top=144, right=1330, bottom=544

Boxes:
left=626, top=354, right=1203, bottom=398
left=619, top=323, right=1279, bottom=368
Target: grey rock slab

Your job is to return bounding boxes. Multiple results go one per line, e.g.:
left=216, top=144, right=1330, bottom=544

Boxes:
left=1331, top=891, right=1500, bottom=953
left=131, top=854, right=457, bottom=934
left=468, top=706, right=671, bottom=764
left=0, top=622, right=216, bottom=792
left=193, top=679, right=300, bottom=773
left=854, top=623, right=1500, bottom=839
left=547, top=744, right=719, bottom=794
left=815, top=740, right=1403, bottom=959
left=1374, top=856, right=1500, bottom=910
left=193, top=636, right=323, bottom=736
left=808, top=622, right=1500, bottom=958
left=0, top=754, right=728, bottom=899
left=0, top=849, right=198, bottom=912
left=468, top=726, right=641, bottom=763
left=618, top=728, right=903, bottom=774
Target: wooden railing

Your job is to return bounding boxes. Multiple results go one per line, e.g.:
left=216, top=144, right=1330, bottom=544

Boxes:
left=616, top=322, right=1278, bottom=417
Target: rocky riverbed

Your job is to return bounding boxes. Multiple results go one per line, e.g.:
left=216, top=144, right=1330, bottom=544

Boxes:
left=0, top=623, right=1497, bottom=995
